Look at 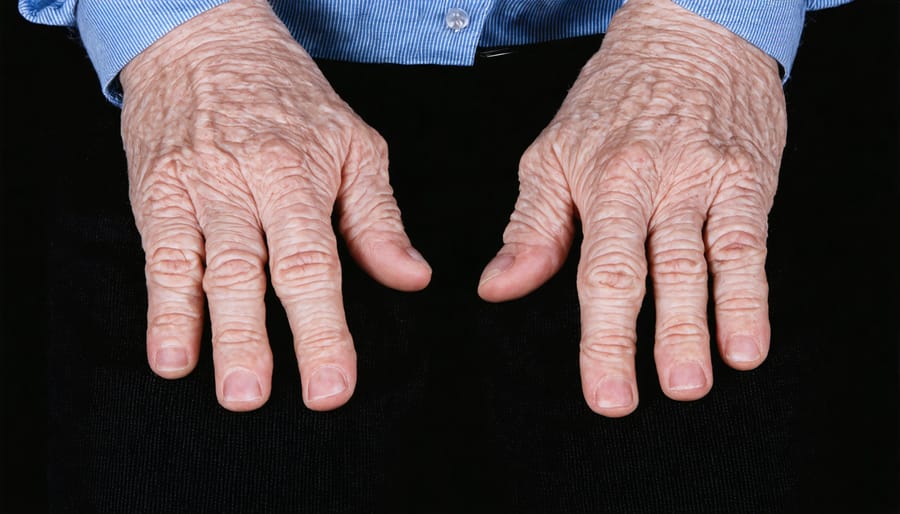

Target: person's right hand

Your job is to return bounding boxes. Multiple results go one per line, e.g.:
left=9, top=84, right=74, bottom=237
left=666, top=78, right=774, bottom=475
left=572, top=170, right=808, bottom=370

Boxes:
left=119, top=0, right=431, bottom=412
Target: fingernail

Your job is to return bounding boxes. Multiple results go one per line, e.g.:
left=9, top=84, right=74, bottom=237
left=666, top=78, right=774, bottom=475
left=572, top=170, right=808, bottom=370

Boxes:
left=223, top=369, right=262, bottom=403
left=156, top=347, right=188, bottom=371
left=727, top=336, right=761, bottom=363
left=308, top=366, right=348, bottom=401
left=479, top=254, right=515, bottom=285
left=406, top=247, right=427, bottom=264
left=668, top=362, right=707, bottom=391
left=594, top=377, right=635, bottom=409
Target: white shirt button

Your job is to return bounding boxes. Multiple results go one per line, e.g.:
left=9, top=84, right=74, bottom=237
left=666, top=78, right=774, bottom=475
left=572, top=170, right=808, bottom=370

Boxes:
left=444, top=7, right=470, bottom=32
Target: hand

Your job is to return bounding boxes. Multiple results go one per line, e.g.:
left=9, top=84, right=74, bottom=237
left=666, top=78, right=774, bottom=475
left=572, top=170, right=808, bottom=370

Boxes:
left=478, top=0, right=787, bottom=417
left=120, top=0, right=431, bottom=412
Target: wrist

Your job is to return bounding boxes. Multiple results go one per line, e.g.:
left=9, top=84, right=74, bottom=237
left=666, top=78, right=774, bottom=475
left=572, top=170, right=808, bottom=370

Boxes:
left=120, top=0, right=296, bottom=100
left=591, top=0, right=780, bottom=89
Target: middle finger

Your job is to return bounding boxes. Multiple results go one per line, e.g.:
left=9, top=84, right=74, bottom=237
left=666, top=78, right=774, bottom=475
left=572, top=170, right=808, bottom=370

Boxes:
left=200, top=201, right=273, bottom=412
left=647, top=207, right=713, bottom=401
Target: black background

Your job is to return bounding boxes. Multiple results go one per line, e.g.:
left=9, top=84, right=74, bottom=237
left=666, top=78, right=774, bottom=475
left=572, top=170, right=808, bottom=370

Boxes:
left=2, top=1, right=898, bottom=513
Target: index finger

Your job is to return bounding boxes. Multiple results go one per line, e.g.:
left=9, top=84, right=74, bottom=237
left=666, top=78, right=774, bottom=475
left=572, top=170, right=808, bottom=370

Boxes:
left=575, top=175, right=650, bottom=417
left=136, top=179, right=206, bottom=379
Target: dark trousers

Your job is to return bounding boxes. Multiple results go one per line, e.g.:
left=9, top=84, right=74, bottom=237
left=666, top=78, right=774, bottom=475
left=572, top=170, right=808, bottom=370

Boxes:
left=3, top=2, right=898, bottom=512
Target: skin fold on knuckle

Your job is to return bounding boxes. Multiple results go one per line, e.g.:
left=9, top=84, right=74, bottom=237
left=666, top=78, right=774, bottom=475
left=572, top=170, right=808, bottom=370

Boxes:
left=705, top=225, right=767, bottom=273
left=270, top=246, right=339, bottom=293
left=580, top=330, right=637, bottom=365
left=214, top=325, right=268, bottom=347
left=294, top=325, right=354, bottom=361
left=713, top=293, right=767, bottom=316
left=578, top=257, right=646, bottom=299
left=149, top=310, right=203, bottom=332
left=203, top=249, right=266, bottom=293
left=145, top=246, right=204, bottom=289
left=650, top=245, right=707, bottom=284
left=655, top=319, right=709, bottom=348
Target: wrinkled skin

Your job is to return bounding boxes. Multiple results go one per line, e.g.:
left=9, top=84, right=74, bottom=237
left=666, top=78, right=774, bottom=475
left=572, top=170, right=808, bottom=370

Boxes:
left=121, top=0, right=432, bottom=412
left=478, top=0, right=786, bottom=416
left=122, top=0, right=785, bottom=415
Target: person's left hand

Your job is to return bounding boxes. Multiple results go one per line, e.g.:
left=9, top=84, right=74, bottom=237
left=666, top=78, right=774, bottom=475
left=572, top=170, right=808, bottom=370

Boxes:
left=478, top=0, right=787, bottom=417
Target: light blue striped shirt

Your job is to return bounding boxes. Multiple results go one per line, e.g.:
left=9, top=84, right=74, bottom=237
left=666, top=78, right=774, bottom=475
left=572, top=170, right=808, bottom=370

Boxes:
left=20, top=0, right=851, bottom=106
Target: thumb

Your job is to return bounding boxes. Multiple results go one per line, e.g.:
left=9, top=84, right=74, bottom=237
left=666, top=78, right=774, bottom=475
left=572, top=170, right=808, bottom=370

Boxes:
left=478, top=149, right=575, bottom=302
left=337, top=132, right=431, bottom=292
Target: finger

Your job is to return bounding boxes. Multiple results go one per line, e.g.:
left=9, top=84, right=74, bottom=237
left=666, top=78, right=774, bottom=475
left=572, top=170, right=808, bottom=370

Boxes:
left=200, top=204, right=272, bottom=412
left=706, top=182, right=771, bottom=371
left=648, top=208, right=713, bottom=401
left=137, top=183, right=205, bottom=379
left=478, top=145, right=575, bottom=302
left=338, top=133, right=431, bottom=292
left=261, top=176, right=356, bottom=411
left=576, top=181, right=650, bottom=417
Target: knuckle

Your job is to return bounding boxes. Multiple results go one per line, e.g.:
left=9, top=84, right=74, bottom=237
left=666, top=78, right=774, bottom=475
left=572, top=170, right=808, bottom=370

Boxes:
left=257, top=136, right=304, bottom=170
left=680, top=141, right=725, bottom=174
left=307, top=121, right=351, bottom=168
left=579, top=257, right=645, bottom=295
left=519, top=139, right=561, bottom=174
left=651, top=248, right=706, bottom=281
left=146, top=246, right=204, bottom=288
left=203, top=249, right=265, bottom=291
left=150, top=311, right=202, bottom=329
left=142, top=150, right=185, bottom=180
left=363, top=128, right=389, bottom=158
left=656, top=321, right=708, bottom=347
left=215, top=326, right=266, bottom=347
left=580, top=334, right=637, bottom=363
left=720, top=146, right=778, bottom=197
left=256, top=138, right=340, bottom=205
left=270, top=248, right=337, bottom=288
left=588, top=141, right=660, bottom=200
left=296, top=325, right=352, bottom=355
left=715, top=293, right=767, bottom=314
left=725, top=147, right=755, bottom=175
left=707, top=228, right=767, bottom=268
left=138, top=170, right=185, bottom=202
left=681, top=88, right=717, bottom=114
left=609, top=141, right=655, bottom=170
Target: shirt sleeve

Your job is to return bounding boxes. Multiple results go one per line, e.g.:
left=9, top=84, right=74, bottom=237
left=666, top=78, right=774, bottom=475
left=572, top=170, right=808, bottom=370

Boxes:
left=18, top=0, right=229, bottom=106
left=670, top=0, right=854, bottom=81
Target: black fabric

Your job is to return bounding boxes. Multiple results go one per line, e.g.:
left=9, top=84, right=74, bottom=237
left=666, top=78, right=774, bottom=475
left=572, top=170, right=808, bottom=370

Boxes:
left=2, top=2, right=898, bottom=512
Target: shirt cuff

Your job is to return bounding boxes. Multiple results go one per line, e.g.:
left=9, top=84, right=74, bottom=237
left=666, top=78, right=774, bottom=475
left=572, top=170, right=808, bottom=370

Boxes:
left=670, top=0, right=806, bottom=82
left=75, top=0, right=229, bottom=107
